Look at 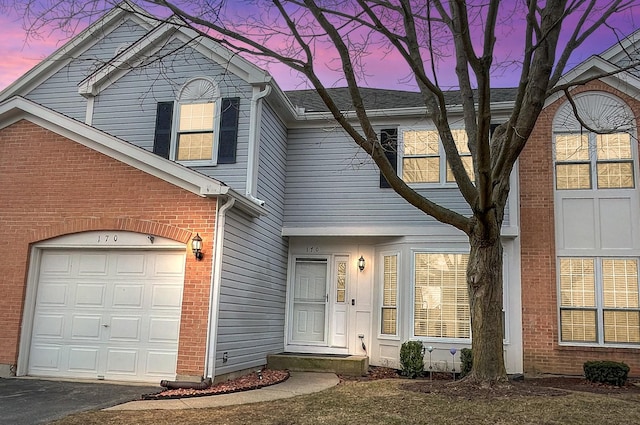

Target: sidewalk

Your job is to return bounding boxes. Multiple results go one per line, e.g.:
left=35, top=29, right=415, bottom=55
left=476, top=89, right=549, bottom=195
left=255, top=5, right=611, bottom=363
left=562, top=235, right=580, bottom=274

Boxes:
left=106, top=372, right=339, bottom=411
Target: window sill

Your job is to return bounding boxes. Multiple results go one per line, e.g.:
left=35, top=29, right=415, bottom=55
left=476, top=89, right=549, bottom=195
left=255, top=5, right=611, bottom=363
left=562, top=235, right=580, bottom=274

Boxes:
left=176, top=159, right=218, bottom=167
left=558, top=343, right=640, bottom=351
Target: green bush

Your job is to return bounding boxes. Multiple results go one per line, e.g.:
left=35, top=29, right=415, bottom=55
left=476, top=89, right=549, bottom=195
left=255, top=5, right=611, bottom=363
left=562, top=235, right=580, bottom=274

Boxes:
left=400, top=341, right=424, bottom=378
left=460, top=348, right=472, bottom=377
left=583, top=361, right=630, bottom=386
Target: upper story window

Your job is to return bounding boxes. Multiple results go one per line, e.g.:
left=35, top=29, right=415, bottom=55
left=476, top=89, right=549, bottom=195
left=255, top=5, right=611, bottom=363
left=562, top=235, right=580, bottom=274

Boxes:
left=553, top=91, right=636, bottom=191
left=400, top=129, right=474, bottom=185
left=152, top=78, right=240, bottom=165
left=555, top=132, right=634, bottom=190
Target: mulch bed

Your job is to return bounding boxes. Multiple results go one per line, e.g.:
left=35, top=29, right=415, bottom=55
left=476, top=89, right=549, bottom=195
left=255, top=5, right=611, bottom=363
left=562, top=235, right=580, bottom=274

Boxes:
left=142, top=369, right=290, bottom=400
left=342, top=367, right=640, bottom=400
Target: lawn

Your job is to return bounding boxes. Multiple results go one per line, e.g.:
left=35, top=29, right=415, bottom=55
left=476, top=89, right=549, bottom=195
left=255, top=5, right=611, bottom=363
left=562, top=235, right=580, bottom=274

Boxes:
left=52, top=377, right=640, bottom=425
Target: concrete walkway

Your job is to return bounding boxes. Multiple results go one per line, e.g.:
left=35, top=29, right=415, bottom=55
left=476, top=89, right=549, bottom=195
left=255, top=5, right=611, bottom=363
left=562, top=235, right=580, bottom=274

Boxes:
left=106, top=372, right=339, bottom=411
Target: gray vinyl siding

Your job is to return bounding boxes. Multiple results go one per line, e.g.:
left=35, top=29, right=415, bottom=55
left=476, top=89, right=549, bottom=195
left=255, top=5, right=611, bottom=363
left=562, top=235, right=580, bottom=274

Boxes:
left=284, top=126, right=510, bottom=230
left=91, top=39, right=253, bottom=191
left=25, top=18, right=148, bottom=121
left=215, top=103, right=289, bottom=375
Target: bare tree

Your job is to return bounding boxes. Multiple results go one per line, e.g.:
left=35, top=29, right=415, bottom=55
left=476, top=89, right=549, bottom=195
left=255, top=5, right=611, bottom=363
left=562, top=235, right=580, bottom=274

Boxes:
left=15, top=0, right=639, bottom=385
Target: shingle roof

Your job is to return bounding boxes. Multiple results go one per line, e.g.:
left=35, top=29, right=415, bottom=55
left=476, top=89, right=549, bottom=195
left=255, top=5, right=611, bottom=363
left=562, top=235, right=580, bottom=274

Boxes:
left=284, top=87, right=519, bottom=112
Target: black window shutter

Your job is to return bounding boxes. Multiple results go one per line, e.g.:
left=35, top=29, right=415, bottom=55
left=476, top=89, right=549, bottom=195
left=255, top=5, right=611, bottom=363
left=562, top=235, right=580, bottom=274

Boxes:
left=218, top=97, right=240, bottom=164
left=153, top=102, right=174, bottom=159
left=379, top=128, right=398, bottom=188
left=490, top=123, right=500, bottom=137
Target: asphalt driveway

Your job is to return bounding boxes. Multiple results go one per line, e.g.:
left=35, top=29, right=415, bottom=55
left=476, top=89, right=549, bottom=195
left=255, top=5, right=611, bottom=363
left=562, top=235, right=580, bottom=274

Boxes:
left=0, top=377, right=159, bottom=424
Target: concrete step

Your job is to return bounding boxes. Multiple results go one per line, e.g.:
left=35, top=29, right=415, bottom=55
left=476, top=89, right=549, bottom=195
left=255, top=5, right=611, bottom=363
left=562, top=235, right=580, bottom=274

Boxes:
left=267, top=353, right=369, bottom=376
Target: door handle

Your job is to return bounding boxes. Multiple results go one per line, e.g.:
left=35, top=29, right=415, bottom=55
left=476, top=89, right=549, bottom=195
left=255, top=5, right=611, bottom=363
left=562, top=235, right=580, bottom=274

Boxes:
left=102, top=324, right=110, bottom=328
left=351, top=299, right=355, bottom=306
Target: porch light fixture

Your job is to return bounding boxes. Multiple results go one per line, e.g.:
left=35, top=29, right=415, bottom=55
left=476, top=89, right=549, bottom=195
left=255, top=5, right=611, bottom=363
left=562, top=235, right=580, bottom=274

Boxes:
left=358, top=256, right=365, bottom=271
left=191, top=233, right=203, bottom=261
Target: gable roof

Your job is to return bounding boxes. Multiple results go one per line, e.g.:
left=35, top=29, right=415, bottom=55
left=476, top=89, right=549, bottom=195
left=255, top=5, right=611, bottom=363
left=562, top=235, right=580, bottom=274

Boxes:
left=0, top=96, right=266, bottom=216
left=0, top=2, right=157, bottom=102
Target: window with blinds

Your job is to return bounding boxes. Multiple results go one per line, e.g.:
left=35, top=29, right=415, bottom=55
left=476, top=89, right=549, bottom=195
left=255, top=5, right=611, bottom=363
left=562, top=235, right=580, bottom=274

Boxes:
left=559, top=257, right=640, bottom=345
left=381, top=254, right=398, bottom=335
left=554, top=132, right=634, bottom=190
left=414, top=253, right=470, bottom=339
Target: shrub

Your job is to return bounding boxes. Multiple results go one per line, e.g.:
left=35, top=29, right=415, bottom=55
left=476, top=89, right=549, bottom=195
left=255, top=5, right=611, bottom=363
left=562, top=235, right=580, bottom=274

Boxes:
left=400, top=341, right=424, bottom=378
left=460, top=348, right=472, bottom=377
left=583, top=361, right=630, bottom=386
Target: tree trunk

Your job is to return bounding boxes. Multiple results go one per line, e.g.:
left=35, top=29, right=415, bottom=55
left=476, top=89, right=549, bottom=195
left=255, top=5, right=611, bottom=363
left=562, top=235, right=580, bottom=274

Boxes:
left=465, top=217, right=509, bottom=385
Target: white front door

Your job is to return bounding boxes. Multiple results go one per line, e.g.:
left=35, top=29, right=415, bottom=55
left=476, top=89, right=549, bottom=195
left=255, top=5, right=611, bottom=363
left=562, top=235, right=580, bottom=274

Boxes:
left=291, top=259, right=328, bottom=344
left=28, top=249, right=185, bottom=382
left=289, top=256, right=350, bottom=350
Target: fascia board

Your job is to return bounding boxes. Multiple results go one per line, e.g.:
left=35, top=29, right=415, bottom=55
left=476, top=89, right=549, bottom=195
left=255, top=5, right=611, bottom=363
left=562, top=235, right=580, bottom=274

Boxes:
left=0, top=97, right=228, bottom=199
left=546, top=56, right=640, bottom=107
left=0, top=4, right=156, bottom=102
left=599, top=28, right=640, bottom=63
left=78, top=24, right=178, bottom=96
left=286, top=101, right=515, bottom=128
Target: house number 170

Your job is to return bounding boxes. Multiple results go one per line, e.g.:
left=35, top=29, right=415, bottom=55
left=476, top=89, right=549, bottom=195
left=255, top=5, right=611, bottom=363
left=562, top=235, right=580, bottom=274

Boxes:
left=97, top=234, right=118, bottom=243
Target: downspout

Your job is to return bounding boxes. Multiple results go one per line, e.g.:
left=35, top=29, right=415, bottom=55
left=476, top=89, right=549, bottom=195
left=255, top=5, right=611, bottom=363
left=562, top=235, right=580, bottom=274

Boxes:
left=245, top=84, right=272, bottom=204
left=204, top=196, right=235, bottom=379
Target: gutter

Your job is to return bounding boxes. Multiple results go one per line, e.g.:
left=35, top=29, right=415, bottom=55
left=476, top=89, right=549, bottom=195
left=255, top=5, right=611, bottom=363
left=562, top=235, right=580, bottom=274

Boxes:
left=245, top=84, right=272, bottom=205
left=204, top=197, right=235, bottom=379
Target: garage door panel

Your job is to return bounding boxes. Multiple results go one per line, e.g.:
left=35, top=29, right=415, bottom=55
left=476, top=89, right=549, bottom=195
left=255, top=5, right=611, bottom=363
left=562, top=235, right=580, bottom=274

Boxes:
left=106, top=349, right=138, bottom=375
left=29, top=248, right=185, bottom=382
left=78, top=254, right=108, bottom=275
left=112, top=284, right=144, bottom=308
left=151, top=286, right=183, bottom=309
left=68, top=347, right=99, bottom=372
left=149, top=317, right=180, bottom=342
left=37, top=284, right=68, bottom=305
left=29, top=345, right=62, bottom=371
left=109, top=317, right=141, bottom=341
left=115, top=254, right=146, bottom=275
left=155, top=253, right=186, bottom=276
left=75, top=284, right=106, bottom=307
left=40, top=254, right=72, bottom=275
left=33, top=314, right=65, bottom=338
left=71, top=315, right=102, bottom=339
left=145, top=351, right=178, bottom=375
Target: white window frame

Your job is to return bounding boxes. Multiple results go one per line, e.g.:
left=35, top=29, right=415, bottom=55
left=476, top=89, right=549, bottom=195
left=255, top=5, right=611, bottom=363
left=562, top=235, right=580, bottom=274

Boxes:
left=411, top=249, right=471, bottom=343
left=170, top=77, right=222, bottom=166
left=399, top=127, right=472, bottom=187
left=553, top=131, right=636, bottom=191
left=379, top=251, right=401, bottom=340
left=558, top=256, right=640, bottom=348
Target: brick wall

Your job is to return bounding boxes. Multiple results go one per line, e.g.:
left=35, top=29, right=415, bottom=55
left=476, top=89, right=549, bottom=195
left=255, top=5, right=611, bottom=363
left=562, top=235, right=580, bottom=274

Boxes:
left=520, top=81, right=640, bottom=375
left=0, top=119, right=218, bottom=378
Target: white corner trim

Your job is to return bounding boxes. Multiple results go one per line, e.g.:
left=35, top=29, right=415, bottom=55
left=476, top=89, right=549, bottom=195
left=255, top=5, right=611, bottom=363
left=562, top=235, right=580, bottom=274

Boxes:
left=246, top=84, right=271, bottom=199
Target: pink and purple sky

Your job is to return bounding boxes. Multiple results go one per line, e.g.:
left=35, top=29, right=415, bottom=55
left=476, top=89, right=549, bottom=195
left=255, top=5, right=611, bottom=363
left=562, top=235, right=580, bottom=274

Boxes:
left=0, top=4, right=638, bottom=92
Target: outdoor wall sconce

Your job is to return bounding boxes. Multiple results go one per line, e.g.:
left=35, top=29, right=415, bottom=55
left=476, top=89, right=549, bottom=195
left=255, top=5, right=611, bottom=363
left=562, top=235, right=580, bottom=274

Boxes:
left=358, top=256, right=366, bottom=271
left=191, top=233, right=203, bottom=261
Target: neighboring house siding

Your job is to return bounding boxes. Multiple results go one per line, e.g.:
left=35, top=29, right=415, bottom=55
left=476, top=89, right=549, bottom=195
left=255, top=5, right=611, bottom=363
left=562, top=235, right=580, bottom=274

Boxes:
left=215, top=103, right=289, bottom=374
left=284, top=126, right=510, bottom=231
left=25, top=18, right=148, bottom=121
left=91, top=39, right=253, bottom=192
left=520, top=80, right=640, bottom=375
left=0, top=119, right=217, bottom=378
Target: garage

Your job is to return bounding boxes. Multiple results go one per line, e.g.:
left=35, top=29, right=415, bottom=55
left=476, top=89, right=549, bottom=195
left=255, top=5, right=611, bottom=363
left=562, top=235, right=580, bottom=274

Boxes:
left=26, top=239, right=186, bottom=382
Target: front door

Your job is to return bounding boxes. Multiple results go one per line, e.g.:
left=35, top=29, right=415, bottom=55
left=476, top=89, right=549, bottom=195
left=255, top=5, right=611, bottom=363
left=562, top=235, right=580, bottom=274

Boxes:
left=289, top=256, right=349, bottom=350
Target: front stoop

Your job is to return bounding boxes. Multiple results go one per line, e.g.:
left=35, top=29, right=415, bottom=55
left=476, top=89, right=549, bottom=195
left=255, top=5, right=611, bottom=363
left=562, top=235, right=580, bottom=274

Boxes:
left=267, top=353, right=369, bottom=376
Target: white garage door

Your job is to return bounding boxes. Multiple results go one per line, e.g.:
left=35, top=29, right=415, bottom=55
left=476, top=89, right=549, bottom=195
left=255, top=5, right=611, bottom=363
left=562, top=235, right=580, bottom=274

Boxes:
left=28, top=249, right=185, bottom=382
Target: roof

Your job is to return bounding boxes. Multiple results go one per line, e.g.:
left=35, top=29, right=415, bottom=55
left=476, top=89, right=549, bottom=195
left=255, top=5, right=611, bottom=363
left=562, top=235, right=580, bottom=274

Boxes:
left=284, top=87, right=520, bottom=112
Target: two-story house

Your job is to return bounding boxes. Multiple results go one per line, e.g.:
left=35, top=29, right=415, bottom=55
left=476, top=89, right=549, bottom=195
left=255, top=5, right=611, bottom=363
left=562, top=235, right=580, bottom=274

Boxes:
left=0, top=3, right=638, bottom=383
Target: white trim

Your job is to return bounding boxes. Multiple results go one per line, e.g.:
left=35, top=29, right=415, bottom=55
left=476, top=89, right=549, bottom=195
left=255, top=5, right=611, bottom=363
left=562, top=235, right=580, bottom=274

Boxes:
left=246, top=85, right=272, bottom=199
left=206, top=197, right=235, bottom=378
left=85, top=96, right=94, bottom=125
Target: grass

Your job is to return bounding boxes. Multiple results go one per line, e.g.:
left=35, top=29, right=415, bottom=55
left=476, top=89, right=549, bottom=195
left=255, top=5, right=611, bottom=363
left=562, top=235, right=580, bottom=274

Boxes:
left=52, top=379, right=640, bottom=425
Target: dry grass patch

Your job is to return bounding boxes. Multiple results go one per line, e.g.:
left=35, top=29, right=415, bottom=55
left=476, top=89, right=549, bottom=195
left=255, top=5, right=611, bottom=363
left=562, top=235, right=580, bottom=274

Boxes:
left=52, top=378, right=640, bottom=425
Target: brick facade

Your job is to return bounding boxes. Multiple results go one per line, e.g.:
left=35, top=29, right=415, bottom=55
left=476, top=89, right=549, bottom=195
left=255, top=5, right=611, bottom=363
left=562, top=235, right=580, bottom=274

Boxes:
left=520, top=81, right=640, bottom=375
left=0, top=119, right=218, bottom=378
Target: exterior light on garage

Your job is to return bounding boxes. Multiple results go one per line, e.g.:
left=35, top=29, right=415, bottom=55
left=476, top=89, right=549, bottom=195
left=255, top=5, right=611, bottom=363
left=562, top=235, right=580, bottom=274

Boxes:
left=191, top=233, right=204, bottom=261
left=358, top=256, right=365, bottom=271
